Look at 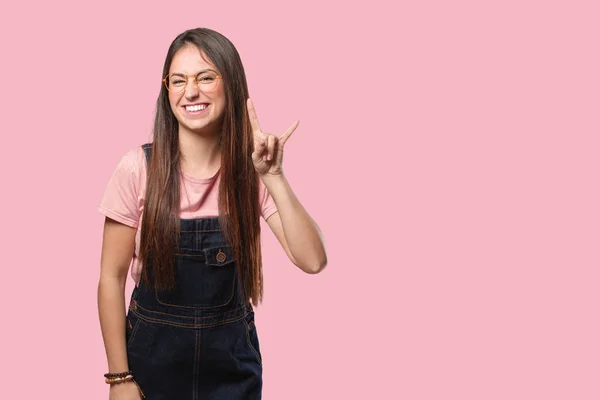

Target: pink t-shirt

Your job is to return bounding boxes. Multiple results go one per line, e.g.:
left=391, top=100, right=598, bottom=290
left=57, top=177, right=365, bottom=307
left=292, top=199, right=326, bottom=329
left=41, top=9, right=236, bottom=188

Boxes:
left=97, top=146, right=278, bottom=284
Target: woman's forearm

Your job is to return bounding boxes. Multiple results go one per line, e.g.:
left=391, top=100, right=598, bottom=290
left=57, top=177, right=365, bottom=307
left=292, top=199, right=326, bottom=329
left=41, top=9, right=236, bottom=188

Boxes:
left=261, top=172, right=327, bottom=273
left=97, top=276, right=129, bottom=373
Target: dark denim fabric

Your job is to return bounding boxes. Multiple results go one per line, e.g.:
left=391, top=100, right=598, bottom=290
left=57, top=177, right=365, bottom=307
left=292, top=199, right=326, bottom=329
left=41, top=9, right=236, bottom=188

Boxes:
left=125, top=143, right=262, bottom=399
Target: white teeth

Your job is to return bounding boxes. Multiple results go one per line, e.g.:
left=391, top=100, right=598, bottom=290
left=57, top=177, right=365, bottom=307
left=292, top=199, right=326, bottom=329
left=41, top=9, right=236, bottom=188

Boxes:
left=185, top=104, right=207, bottom=112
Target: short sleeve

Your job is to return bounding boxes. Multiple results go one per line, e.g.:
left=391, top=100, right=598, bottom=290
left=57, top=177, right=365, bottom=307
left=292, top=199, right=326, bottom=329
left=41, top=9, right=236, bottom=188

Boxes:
left=259, top=178, right=278, bottom=221
left=97, top=147, right=145, bottom=228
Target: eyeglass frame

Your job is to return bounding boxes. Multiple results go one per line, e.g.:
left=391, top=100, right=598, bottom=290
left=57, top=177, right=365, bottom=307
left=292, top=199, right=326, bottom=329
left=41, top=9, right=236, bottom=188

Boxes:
left=162, top=69, right=223, bottom=93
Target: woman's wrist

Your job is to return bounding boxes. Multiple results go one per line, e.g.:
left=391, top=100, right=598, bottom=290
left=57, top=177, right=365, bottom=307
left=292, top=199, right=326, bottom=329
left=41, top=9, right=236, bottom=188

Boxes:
left=104, top=371, right=146, bottom=398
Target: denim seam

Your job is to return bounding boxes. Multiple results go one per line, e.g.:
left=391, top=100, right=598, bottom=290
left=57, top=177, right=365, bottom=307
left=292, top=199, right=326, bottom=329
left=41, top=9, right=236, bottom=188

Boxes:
left=134, top=301, right=246, bottom=320
left=130, top=308, right=244, bottom=328
left=127, top=315, right=141, bottom=347
left=242, top=313, right=262, bottom=367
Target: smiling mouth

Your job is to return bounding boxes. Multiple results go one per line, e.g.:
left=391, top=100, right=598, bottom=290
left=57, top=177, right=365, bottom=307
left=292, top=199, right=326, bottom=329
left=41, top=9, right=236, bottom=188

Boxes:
left=184, top=103, right=209, bottom=112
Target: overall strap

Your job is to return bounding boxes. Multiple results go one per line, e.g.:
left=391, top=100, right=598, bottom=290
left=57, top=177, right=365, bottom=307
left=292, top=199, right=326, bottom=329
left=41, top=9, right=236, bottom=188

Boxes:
left=141, top=142, right=153, bottom=166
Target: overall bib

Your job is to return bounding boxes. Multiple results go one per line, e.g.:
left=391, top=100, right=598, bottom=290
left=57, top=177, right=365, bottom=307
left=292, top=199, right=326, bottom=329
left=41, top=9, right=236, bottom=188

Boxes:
left=125, top=143, right=262, bottom=399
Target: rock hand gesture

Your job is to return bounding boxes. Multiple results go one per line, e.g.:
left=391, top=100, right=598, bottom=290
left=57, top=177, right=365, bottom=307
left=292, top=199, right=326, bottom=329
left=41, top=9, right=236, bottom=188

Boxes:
left=247, top=98, right=299, bottom=177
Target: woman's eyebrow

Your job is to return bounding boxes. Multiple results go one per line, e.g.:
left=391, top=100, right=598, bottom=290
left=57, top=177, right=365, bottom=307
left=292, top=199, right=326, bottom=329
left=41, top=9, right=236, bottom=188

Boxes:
left=170, top=68, right=216, bottom=77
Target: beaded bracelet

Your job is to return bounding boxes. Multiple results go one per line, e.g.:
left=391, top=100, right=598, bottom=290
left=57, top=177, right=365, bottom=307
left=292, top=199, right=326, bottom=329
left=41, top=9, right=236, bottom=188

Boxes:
left=104, top=370, right=133, bottom=378
left=106, top=374, right=133, bottom=384
left=104, top=374, right=146, bottom=398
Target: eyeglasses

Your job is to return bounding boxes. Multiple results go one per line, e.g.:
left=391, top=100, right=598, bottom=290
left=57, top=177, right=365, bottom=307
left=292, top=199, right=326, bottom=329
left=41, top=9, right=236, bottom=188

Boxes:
left=163, top=70, right=222, bottom=93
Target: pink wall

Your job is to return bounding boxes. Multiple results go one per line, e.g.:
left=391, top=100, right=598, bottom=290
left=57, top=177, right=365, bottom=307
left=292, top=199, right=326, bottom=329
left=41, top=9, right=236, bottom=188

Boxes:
left=2, top=0, right=598, bottom=399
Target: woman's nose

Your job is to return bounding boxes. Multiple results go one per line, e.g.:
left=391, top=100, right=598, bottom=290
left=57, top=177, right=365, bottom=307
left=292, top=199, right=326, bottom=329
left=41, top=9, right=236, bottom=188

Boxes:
left=185, top=80, right=200, bottom=99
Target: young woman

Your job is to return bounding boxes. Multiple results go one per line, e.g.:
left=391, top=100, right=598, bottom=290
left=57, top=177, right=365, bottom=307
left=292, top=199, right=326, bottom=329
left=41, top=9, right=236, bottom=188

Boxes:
left=97, top=27, right=327, bottom=400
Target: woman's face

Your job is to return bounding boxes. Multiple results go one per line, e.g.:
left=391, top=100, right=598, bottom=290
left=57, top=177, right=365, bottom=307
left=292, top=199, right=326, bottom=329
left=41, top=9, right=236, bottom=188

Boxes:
left=167, top=45, right=226, bottom=135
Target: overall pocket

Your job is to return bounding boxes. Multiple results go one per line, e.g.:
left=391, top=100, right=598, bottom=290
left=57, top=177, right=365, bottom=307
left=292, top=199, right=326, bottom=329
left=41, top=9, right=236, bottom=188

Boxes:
left=244, top=311, right=262, bottom=366
left=125, top=309, right=142, bottom=347
left=155, top=246, right=236, bottom=308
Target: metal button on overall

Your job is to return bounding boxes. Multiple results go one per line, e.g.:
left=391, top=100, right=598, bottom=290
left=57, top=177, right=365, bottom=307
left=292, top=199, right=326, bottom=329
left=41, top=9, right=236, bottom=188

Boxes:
left=216, top=249, right=227, bottom=263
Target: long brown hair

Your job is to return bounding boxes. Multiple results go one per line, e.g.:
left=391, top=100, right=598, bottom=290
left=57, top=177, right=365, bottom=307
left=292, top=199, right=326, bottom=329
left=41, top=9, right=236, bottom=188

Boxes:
left=139, top=28, right=263, bottom=306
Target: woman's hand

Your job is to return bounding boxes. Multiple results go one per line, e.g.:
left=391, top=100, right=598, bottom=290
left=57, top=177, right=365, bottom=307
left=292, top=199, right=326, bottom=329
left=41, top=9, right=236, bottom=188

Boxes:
left=109, top=381, right=142, bottom=400
left=247, top=98, right=299, bottom=177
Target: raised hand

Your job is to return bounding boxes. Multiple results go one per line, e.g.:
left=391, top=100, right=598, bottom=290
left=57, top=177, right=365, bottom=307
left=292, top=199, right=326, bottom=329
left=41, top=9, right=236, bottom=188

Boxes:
left=247, top=98, right=299, bottom=176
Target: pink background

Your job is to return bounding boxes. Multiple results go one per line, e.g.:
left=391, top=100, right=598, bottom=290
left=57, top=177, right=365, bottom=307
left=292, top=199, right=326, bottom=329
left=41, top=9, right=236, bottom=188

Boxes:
left=1, top=0, right=599, bottom=399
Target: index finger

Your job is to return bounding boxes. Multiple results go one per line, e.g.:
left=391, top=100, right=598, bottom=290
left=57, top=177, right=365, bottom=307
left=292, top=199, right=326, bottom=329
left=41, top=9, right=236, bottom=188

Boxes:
left=246, top=98, right=262, bottom=133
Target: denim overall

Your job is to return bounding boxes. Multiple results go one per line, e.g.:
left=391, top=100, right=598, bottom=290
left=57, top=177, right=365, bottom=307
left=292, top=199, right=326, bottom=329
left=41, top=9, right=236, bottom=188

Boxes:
left=125, top=143, right=262, bottom=399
